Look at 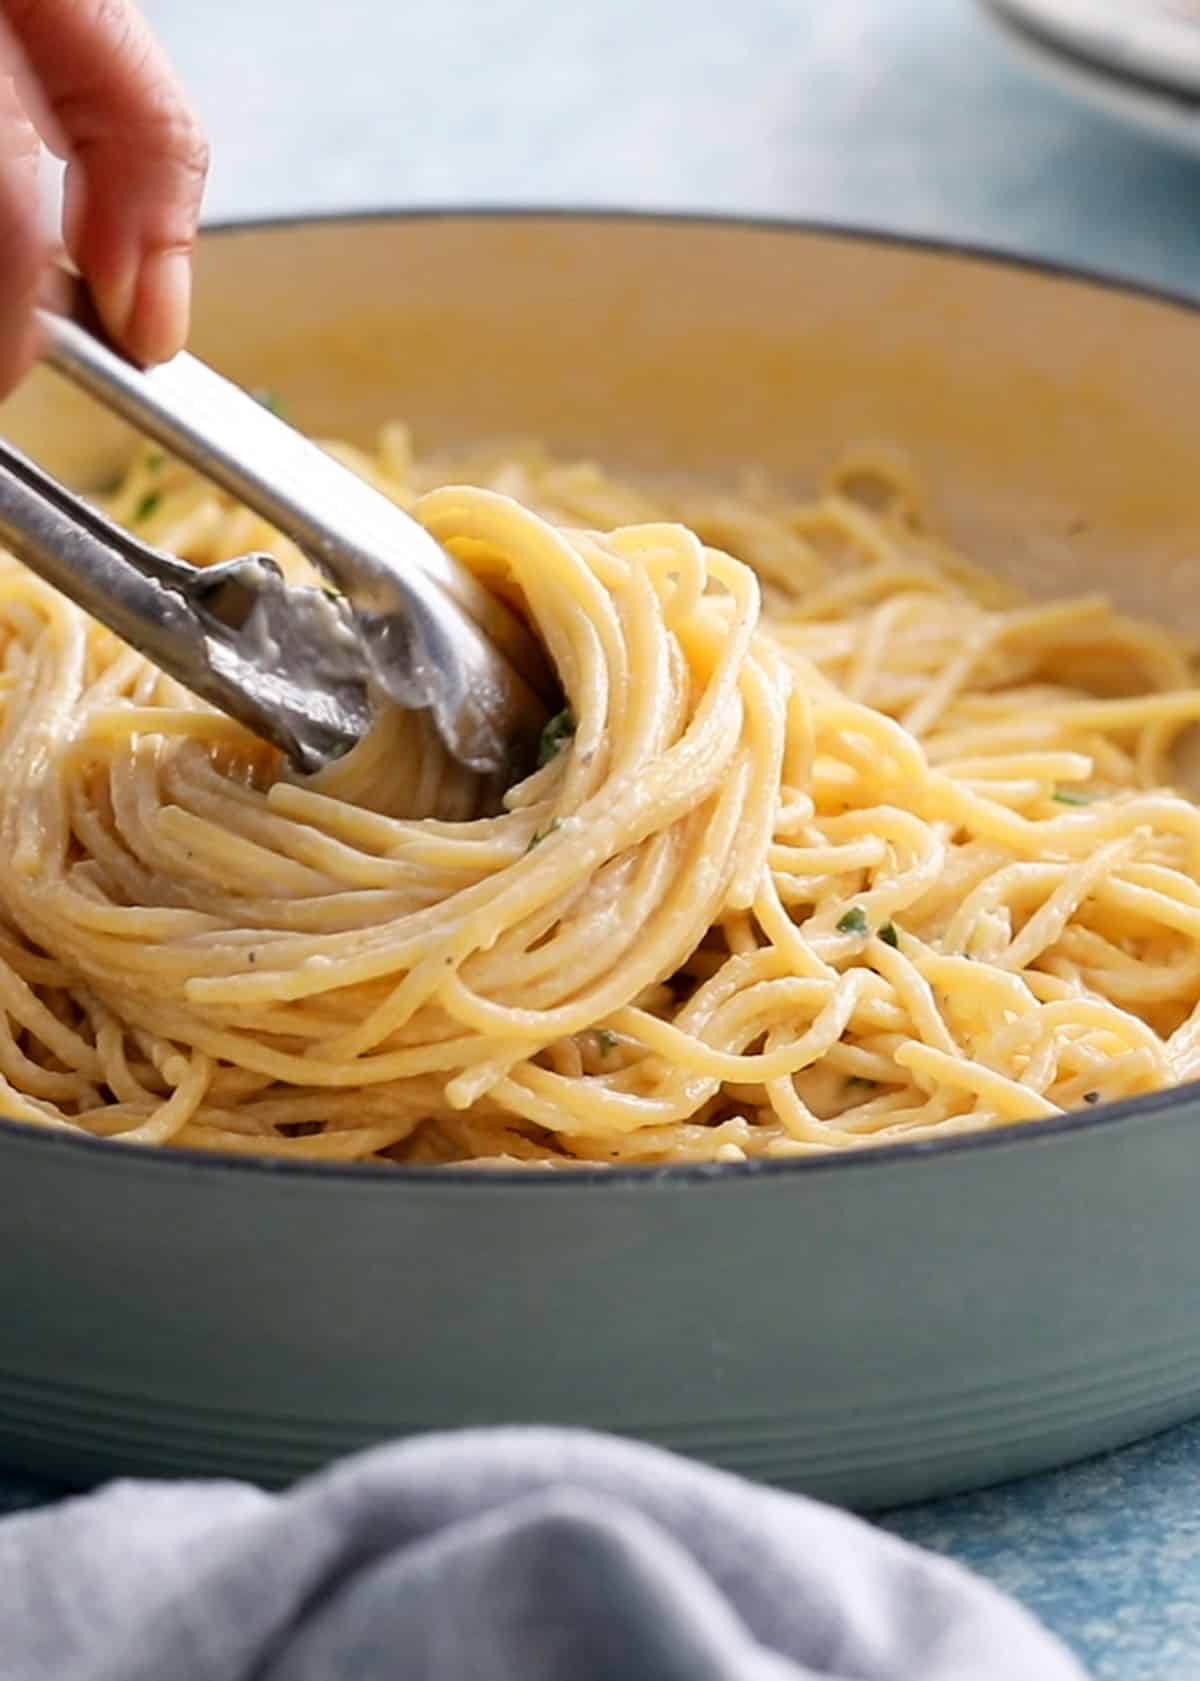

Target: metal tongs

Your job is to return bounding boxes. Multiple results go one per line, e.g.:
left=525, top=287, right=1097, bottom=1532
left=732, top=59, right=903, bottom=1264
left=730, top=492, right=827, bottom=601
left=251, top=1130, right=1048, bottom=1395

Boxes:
left=0, top=283, right=550, bottom=778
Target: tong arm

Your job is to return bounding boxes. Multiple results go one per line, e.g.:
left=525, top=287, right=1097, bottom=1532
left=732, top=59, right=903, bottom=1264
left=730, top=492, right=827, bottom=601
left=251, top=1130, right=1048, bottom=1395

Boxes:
left=39, top=285, right=551, bottom=777
left=0, top=436, right=373, bottom=772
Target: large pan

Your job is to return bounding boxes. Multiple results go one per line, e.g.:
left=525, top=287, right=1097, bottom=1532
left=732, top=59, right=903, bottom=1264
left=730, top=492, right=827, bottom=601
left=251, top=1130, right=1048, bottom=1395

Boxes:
left=1, top=213, right=1197, bottom=1509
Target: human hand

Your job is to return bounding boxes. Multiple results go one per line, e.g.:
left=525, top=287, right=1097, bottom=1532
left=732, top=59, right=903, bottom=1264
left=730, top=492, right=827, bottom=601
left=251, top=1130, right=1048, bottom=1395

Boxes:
left=0, top=0, right=208, bottom=395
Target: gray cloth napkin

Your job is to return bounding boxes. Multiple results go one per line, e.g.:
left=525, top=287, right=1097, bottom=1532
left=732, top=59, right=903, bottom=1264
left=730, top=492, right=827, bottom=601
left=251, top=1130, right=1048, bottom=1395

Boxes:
left=1, top=1427, right=1087, bottom=1680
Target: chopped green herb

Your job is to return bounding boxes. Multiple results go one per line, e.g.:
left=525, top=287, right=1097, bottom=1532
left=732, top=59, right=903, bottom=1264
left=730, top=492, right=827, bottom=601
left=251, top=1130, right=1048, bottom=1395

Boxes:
left=1053, top=789, right=1094, bottom=806
left=1082, top=1091, right=1100, bottom=1105
left=144, top=450, right=164, bottom=471
left=134, top=490, right=161, bottom=522
left=878, top=921, right=899, bottom=948
left=594, top=1029, right=618, bottom=1055
left=321, top=584, right=346, bottom=602
left=528, top=817, right=563, bottom=849
left=837, top=906, right=869, bottom=936
left=538, top=707, right=576, bottom=768
left=253, top=388, right=287, bottom=417
left=847, top=1075, right=877, bottom=1090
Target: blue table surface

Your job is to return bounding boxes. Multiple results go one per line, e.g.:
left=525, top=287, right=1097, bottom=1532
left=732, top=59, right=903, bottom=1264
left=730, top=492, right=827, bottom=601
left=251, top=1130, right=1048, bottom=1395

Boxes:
left=11, top=2, right=1200, bottom=1676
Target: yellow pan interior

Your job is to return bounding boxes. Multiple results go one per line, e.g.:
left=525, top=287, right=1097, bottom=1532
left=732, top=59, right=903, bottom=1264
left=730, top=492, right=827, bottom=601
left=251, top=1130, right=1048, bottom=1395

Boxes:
left=5, top=214, right=1198, bottom=640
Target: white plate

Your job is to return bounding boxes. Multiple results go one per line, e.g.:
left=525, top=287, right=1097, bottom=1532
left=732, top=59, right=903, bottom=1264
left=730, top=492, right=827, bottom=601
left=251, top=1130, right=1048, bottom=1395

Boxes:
left=982, top=0, right=1200, bottom=157
left=992, top=0, right=1200, bottom=88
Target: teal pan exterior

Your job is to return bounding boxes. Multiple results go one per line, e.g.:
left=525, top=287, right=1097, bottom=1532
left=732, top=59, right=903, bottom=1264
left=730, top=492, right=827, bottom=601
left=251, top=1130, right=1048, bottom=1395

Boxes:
left=0, top=1075, right=1196, bottom=1509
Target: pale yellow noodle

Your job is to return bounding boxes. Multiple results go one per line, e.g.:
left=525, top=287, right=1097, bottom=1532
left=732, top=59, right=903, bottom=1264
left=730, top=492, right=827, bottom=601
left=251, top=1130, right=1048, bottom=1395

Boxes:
left=0, top=427, right=1195, bottom=1166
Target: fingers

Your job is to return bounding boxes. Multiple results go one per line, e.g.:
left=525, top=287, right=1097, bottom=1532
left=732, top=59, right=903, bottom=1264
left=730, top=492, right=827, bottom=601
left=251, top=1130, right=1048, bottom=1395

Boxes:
left=0, top=0, right=207, bottom=395
left=3, top=0, right=208, bottom=365
left=0, top=70, right=47, bottom=394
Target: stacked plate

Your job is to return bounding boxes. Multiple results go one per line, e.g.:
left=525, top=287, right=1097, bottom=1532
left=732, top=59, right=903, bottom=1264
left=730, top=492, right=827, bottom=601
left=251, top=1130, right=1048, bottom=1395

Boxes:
left=981, top=0, right=1200, bottom=154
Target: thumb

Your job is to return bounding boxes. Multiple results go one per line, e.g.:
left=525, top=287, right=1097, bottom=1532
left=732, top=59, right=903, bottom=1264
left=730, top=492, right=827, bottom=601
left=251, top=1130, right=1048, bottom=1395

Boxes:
left=0, top=70, right=48, bottom=394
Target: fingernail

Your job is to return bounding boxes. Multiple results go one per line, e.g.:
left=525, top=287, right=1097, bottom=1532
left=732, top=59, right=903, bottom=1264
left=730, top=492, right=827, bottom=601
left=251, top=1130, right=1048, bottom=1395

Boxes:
left=91, top=252, right=140, bottom=352
left=36, top=262, right=68, bottom=315
left=128, top=247, right=192, bottom=365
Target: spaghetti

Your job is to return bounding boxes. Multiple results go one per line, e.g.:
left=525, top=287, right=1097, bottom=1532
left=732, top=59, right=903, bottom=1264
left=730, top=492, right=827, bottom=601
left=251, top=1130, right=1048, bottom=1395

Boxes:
left=1, top=425, right=1198, bottom=1165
